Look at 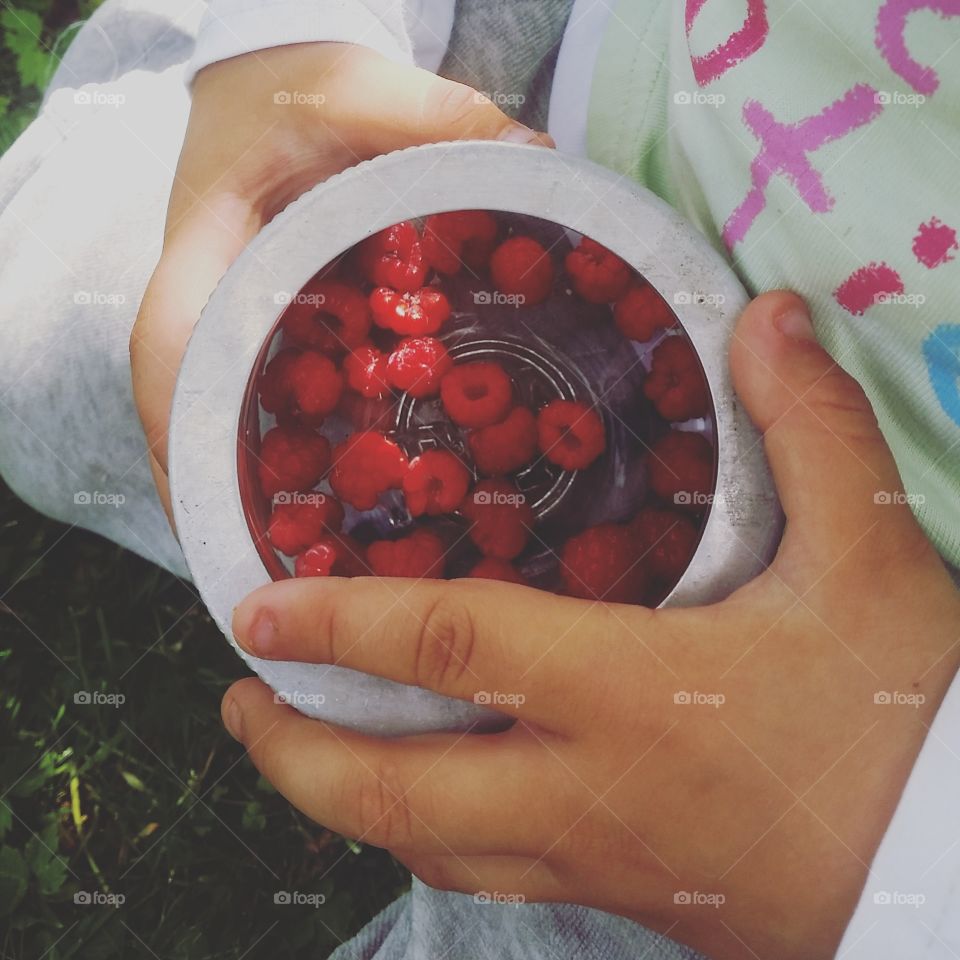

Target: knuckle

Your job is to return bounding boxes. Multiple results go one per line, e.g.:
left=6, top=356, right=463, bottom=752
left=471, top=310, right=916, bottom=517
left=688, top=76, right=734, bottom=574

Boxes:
left=413, top=589, right=478, bottom=691
left=349, top=759, right=415, bottom=850
left=422, top=80, right=499, bottom=136
left=804, top=367, right=883, bottom=445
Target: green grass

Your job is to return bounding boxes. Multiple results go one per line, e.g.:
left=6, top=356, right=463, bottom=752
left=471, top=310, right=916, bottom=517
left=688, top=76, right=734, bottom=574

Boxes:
left=0, top=4, right=409, bottom=956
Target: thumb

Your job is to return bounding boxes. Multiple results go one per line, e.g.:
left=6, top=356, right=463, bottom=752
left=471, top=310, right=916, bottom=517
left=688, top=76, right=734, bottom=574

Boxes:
left=328, top=49, right=554, bottom=154
left=728, top=291, right=929, bottom=575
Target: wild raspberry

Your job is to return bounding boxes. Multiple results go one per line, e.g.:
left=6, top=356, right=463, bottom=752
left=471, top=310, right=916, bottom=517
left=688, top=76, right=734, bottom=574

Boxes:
left=489, top=236, right=553, bottom=306
left=268, top=496, right=345, bottom=556
left=423, top=210, right=498, bottom=275
left=281, top=279, right=371, bottom=352
left=370, top=286, right=451, bottom=336
left=461, top=479, right=533, bottom=560
left=329, top=431, right=408, bottom=511
left=465, top=558, right=526, bottom=584
left=258, top=426, right=331, bottom=498
left=295, top=533, right=369, bottom=578
left=259, top=348, right=298, bottom=414
left=536, top=400, right=606, bottom=471
left=564, top=237, right=632, bottom=304
left=440, top=362, right=513, bottom=429
left=386, top=337, right=452, bottom=398
left=287, top=350, right=343, bottom=419
left=357, top=221, right=426, bottom=293
left=647, top=431, right=714, bottom=512
left=560, top=524, right=645, bottom=602
left=343, top=344, right=390, bottom=399
left=628, top=506, right=699, bottom=591
left=367, top=529, right=445, bottom=579
left=468, top=407, right=537, bottom=475
left=643, top=336, right=710, bottom=422
left=403, top=450, right=471, bottom=517
left=614, top=282, right=677, bottom=342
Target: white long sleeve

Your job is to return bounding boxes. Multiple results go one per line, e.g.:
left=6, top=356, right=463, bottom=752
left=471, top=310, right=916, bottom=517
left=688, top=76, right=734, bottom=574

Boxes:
left=837, top=664, right=960, bottom=958
left=184, top=0, right=455, bottom=84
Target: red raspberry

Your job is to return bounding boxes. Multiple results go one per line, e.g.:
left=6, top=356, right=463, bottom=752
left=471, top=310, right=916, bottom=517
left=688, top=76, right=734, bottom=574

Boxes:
left=560, top=524, right=646, bottom=602
left=343, top=344, right=390, bottom=399
left=440, top=362, right=513, bottom=429
left=295, top=533, right=369, bottom=578
left=403, top=450, right=471, bottom=517
left=370, top=286, right=451, bottom=336
left=386, top=337, right=452, bottom=398
left=281, top=279, right=371, bottom=352
left=287, top=350, right=343, bottom=419
left=258, top=426, right=331, bottom=498
left=367, top=529, right=445, bottom=579
left=564, top=237, right=632, bottom=304
left=628, top=506, right=699, bottom=591
left=268, top=496, right=344, bottom=556
left=468, top=407, right=537, bottom=475
left=329, top=431, right=408, bottom=510
left=464, top=558, right=526, bottom=584
left=258, top=348, right=298, bottom=414
left=647, top=431, right=714, bottom=512
left=536, top=400, right=606, bottom=471
left=461, top=479, right=533, bottom=560
left=489, top=236, right=553, bottom=306
left=614, top=282, right=677, bottom=342
left=423, top=210, right=498, bottom=275
left=358, top=221, right=426, bottom=293
left=643, top=336, right=710, bottom=422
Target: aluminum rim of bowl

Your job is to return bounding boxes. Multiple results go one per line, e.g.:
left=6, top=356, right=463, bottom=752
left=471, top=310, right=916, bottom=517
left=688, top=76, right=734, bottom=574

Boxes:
left=168, top=140, right=783, bottom=737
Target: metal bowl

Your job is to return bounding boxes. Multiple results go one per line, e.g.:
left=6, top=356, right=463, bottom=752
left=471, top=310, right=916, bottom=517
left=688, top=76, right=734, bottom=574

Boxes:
left=168, top=141, right=783, bottom=737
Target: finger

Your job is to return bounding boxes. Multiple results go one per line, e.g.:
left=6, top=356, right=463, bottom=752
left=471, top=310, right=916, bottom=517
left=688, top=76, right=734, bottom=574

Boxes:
left=130, top=193, right=259, bottom=486
left=728, top=291, right=935, bottom=575
left=400, top=853, right=563, bottom=903
left=231, top=577, right=631, bottom=729
left=222, top=677, right=555, bottom=857
left=320, top=46, right=554, bottom=153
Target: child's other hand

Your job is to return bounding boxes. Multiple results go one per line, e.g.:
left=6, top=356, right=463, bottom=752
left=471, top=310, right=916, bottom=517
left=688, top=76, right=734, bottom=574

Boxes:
left=222, top=292, right=960, bottom=960
left=130, top=44, right=551, bottom=518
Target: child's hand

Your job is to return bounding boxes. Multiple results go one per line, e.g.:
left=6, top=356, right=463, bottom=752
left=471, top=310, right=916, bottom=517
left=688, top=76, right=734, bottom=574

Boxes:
left=130, top=43, right=551, bottom=517
left=221, top=291, right=960, bottom=960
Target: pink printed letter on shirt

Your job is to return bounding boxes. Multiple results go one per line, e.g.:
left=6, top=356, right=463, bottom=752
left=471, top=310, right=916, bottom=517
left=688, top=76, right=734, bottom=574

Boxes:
left=876, top=0, right=960, bottom=96
left=723, top=84, right=883, bottom=249
left=685, top=0, right=769, bottom=86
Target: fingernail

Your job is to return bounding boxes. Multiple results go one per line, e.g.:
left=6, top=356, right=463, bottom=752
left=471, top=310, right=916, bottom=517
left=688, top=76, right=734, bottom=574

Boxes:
left=497, top=124, right=546, bottom=145
left=223, top=695, right=244, bottom=742
left=247, top=610, right=278, bottom=657
left=773, top=304, right=817, bottom=342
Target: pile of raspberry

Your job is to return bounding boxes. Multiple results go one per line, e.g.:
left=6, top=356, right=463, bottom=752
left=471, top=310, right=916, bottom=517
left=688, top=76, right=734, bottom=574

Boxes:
left=253, top=211, right=714, bottom=605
